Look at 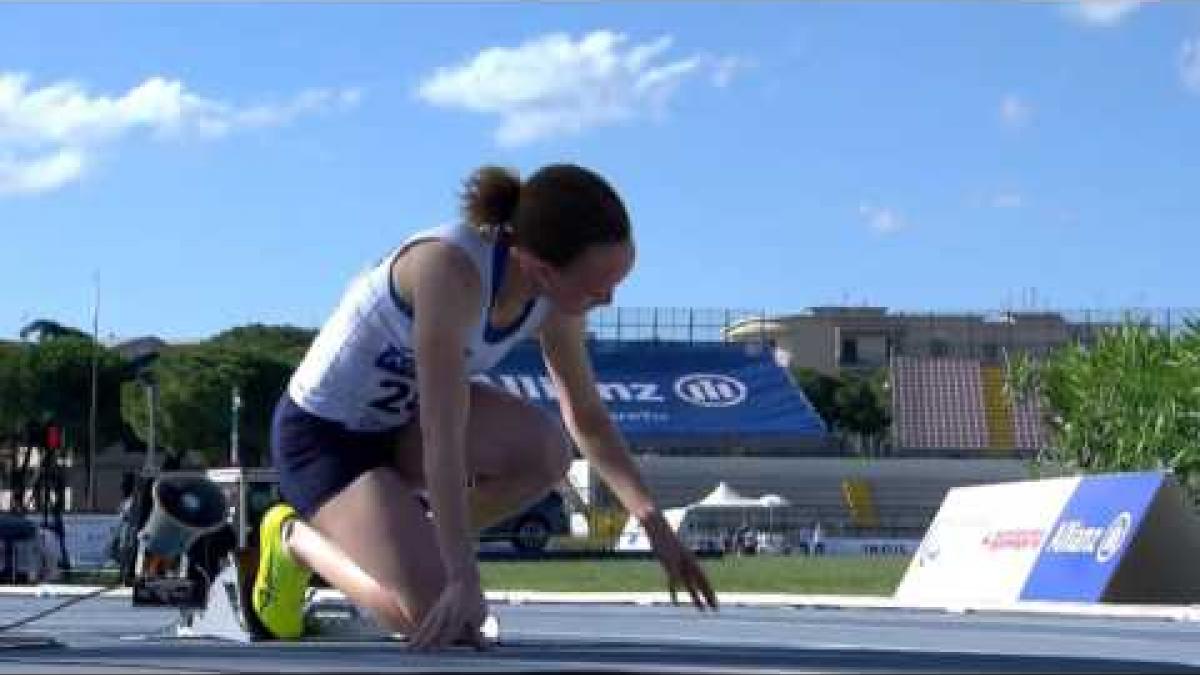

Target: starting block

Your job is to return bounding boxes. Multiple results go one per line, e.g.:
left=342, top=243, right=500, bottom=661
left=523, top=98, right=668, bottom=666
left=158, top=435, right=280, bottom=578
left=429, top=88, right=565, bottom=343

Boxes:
left=173, top=556, right=258, bottom=643
left=128, top=468, right=500, bottom=646
left=170, top=555, right=500, bottom=644
left=153, top=550, right=501, bottom=645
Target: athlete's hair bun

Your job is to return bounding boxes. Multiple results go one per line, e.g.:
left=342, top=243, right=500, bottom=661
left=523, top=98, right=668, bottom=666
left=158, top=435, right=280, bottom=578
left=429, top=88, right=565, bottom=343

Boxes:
left=462, top=165, right=521, bottom=236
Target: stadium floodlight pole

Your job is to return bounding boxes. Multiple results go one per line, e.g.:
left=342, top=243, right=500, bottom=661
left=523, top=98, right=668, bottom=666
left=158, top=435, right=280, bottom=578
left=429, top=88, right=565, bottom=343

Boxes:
left=230, top=385, right=242, bottom=467
left=88, top=271, right=100, bottom=511
left=231, top=384, right=247, bottom=549
left=144, top=374, right=157, bottom=474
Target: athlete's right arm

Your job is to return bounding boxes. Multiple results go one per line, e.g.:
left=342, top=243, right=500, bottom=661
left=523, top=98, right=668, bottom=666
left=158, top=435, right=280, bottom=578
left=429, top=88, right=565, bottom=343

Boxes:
left=395, top=241, right=482, bottom=583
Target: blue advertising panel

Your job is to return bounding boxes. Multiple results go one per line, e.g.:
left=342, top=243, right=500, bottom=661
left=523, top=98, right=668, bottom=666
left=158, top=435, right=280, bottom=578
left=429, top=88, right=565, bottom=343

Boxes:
left=1019, top=471, right=1165, bottom=602
left=476, top=340, right=827, bottom=447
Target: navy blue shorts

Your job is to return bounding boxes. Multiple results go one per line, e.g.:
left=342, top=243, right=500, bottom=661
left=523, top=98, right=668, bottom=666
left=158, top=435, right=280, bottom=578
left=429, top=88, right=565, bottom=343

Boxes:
left=270, top=393, right=402, bottom=519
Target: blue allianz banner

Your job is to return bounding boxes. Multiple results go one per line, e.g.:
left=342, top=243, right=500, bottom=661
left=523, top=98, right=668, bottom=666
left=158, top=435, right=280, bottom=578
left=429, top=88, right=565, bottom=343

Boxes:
left=1019, top=471, right=1164, bottom=602
left=475, top=340, right=827, bottom=448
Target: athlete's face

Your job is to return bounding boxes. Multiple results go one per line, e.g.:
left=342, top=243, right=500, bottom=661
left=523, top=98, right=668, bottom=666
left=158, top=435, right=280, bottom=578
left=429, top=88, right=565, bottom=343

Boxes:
left=522, top=240, right=635, bottom=316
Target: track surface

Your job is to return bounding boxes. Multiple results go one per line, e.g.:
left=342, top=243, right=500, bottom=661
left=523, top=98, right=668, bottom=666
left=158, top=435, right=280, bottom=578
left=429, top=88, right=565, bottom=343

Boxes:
left=0, top=596, right=1197, bottom=673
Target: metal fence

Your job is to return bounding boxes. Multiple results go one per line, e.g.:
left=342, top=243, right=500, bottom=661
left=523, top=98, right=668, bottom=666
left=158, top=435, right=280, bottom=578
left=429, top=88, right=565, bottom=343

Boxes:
left=586, top=306, right=1200, bottom=358
left=1053, top=307, right=1200, bottom=335
left=586, top=307, right=769, bottom=344
left=870, top=307, right=1200, bottom=362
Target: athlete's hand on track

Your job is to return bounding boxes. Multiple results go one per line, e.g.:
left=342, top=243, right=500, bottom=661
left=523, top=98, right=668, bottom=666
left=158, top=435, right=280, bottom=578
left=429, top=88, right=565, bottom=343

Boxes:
left=409, top=577, right=490, bottom=651
left=642, top=511, right=719, bottom=611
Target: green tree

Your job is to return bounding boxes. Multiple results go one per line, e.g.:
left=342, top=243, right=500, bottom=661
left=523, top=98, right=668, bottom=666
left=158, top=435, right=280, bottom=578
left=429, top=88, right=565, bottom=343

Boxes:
left=0, top=343, right=33, bottom=443
left=789, top=366, right=892, bottom=454
left=19, top=319, right=91, bottom=342
left=0, top=327, right=126, bottom=452
left=0, top=324, right=127, bottom=512
left=1007, top=320, right=1200, bottom=492
left=835, top=371, right=892, bottom=453
left=207, top=324, right=316, bottom=366
left=788, top=367, right=843, bottom=429
left=122, top=340, right=295, bottom=468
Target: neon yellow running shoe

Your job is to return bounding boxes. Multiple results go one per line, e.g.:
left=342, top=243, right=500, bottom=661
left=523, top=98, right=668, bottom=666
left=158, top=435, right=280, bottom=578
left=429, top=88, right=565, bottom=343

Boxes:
left=252, top=502, right=312, bottom=640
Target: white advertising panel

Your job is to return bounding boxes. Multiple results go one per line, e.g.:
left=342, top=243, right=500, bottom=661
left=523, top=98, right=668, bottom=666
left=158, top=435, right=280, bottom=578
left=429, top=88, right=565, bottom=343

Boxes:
left=894, top=476, right=1080, bottom=604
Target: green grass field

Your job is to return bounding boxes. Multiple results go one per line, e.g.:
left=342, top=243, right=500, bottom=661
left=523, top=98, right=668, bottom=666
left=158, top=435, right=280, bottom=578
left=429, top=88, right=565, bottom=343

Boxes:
left=61, top=555, right=911, bottom=597
left=480, top=555, right=911, bottom=596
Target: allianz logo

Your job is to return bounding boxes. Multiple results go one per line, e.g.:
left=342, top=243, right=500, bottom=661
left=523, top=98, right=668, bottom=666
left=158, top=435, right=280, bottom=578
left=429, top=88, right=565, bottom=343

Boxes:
left=1045, top=511, right=1133, bottom=563
left=473, top=374, right=665, bottom=403
left=674, top=373, right=747, bottom=408
left=473, top=372, right=748, bottom=407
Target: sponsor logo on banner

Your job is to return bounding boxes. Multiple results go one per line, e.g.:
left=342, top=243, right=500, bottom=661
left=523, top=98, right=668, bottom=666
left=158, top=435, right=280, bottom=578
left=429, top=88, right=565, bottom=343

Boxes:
left=1018, top=472, right=1162, bottom=602
left=476, top=342, right=828, bottom=439
left=475, top=374, right=666, bottom=404
left=477, top=372, right=753, bottom=408
left=1096, top=512, right=1132, bottom=563
left=1044, top=511, right=1132, bottom=563
left=674, top=374, right=748, bottom=407
left=982, top=528, right=1045, bottom=552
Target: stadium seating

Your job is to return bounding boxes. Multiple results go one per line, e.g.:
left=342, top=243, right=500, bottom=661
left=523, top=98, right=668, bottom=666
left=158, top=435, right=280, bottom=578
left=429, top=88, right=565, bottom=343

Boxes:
left=890, top=355, right=1047, bottom=455
left=890, top=356, right=988, bottom=449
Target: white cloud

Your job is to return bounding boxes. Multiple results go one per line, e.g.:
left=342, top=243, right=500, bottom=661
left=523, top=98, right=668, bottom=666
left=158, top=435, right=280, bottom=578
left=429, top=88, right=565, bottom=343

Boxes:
left=189, top=86, right=365, bottom=139
left=991, top=193, right=1024, bottom=209
left=858, top=204, right=906, bottom=234
left=0, top=71, right=361, bottom=197
left=1000, top=94, right=1032, bottom=129
left=1062, top=0, right=1148, bottom=27
left=416, top=30, right=743, bottom=147
left=1182, top=37, right=1200, bottom=93
left=0, top=149, right=84, bottom=196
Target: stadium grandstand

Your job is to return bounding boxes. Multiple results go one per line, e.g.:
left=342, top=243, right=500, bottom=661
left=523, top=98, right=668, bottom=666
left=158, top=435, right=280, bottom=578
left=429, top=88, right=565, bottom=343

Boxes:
left=721, top=305, right=1197, bottom=456
left=560, top=305, right=1198, bottom=546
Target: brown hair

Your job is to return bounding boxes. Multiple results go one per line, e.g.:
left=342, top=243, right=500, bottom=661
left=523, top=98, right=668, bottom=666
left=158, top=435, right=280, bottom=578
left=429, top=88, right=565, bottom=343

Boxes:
left=461, top=163, right=631, bottom=268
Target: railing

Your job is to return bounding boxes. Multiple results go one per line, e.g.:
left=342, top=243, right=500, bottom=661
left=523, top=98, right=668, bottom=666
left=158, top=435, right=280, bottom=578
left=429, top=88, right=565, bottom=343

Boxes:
left=587, top=307, right=769, bottom=344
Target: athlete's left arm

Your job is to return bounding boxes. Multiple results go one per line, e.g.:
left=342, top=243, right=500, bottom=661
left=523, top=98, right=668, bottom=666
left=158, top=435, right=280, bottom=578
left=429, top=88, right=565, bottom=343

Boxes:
left=538, top=309, right=656, bottom=521
left=539, top=309, right=719, bottom=611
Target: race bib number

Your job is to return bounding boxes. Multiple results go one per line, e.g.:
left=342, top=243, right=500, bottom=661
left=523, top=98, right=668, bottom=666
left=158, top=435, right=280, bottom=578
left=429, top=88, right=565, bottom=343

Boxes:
left=368, top=344, right=418, bottom=417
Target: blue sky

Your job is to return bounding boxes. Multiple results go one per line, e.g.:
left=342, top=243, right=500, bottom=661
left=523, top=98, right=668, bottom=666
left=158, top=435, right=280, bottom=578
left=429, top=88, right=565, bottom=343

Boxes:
left=1, top=1, right=1198, bottom=342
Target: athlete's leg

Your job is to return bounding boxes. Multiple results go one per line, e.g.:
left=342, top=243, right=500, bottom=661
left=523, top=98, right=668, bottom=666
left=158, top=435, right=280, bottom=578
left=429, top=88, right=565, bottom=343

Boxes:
left=286, top=468, right=441, bottom=633
left=281, top=383, right=572, bottom=633
left=391, top=382, right=573, bottom=530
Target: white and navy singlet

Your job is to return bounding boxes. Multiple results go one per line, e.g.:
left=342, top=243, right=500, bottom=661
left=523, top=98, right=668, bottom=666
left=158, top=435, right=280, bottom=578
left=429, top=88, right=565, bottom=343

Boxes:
left=287, top=222, right=553, bottom=431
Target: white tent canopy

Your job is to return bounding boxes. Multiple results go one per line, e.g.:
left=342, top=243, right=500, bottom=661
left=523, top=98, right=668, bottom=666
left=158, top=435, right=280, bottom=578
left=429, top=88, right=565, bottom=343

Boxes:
left=758, top=493, right=790, bottom=508
left=696, top=482, right=764, bottom=508
left=617, top=483, right=795, bottom=552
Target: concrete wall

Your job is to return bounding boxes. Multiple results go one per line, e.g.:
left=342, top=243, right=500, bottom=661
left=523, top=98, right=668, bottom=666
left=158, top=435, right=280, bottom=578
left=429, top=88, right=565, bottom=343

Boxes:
left=586, top=455, right=1069, bottom=535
